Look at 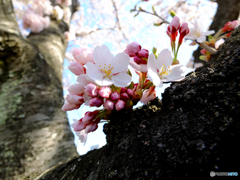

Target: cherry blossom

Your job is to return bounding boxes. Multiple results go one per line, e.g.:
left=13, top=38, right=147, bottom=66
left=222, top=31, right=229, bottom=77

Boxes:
left=186, top=20, right=215, bottom=43
left=86, top=45, right=132, bottom=87
left=147, top=49, right=186, bottom=87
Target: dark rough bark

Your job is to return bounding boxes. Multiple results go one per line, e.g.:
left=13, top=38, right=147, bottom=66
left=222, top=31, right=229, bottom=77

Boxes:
left=0, top=1, right=79, bottom=179
left=37, top=26, right=240, bottom=180
left=193, top=0, right=240, bottom=66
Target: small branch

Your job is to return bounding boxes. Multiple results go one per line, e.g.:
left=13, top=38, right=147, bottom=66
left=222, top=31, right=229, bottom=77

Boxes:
left=130, top=1, right=169, bottom=24
left=111, top=0, right=129, bottom=42
left=136, top=8, right=169, bottom=24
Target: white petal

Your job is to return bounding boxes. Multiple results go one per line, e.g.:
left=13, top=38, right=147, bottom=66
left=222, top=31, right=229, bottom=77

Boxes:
left=140, top=64, right=148, bottom=72
left=95, top=77, right=113, bottom=87
left=77, top=74, right=92, bottom=86
left=148, top=69, right=162, bottom=87
left=112, top=73, right=132, bottom=87
left=83, top=93, right=91, bottom=105
left=86, top=62, right=103, bottom=82
left=112, top=52, right=130, bottom=73
left=164, top=65, right=187, bottom=81
left=196, top=36, right=206, bottom=43
left=186, top=31, right=198, bottom=40
left=156, top=49, right=173, bottom=69
left=147, top=53, right=157, bottom=72
left=203, top=30, right=215, bottom=36
left=93, top=45, right=114, bottom=68
left=130, top=58, right=141, bottom=71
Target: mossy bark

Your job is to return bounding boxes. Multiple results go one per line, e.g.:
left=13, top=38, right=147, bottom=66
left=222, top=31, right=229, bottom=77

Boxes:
left=36, top=27, right=240, bottom=180
left=0, top=1, right=79, bottom=179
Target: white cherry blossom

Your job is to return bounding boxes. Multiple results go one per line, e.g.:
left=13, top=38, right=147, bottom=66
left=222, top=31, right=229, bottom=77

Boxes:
left=186, top=20, right=215, bottom=43
left=147, top=49, right=187, bottom=87
left=86, top=45, right=132, bottom=87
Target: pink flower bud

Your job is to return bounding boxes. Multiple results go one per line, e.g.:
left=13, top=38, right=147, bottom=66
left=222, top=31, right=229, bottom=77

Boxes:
left=133, top=56, right=143, bottom=65
left=89, top=97, right=103, bottom=107
left=71, top=47, right=94, bottom=65
left=179, top=23, right=189, bottom=36
left=133, top=83, right=138, bottom=91
left=66, top=94, right=84, bottom=104
left=120, top=87, right=127, bottom=93
left=68, top=83, right=85, bottom=95
left=221, top=20, right=239, bottom=32
left=168, top=16, right=180, bottom=32
left=82, top=110, right=99, bottom=124
left=72, top=118, right=86, bottom=131
left=115, top=100, right=126, bottom=111
left=137, top=49, right=149, bottom=59
left=166, top=28, right=171, bottom=38
left=68, top=61, right=86, bottom=75
left=98, top=86, right=111, bottom=98
left=62, top=101, right=80, bottom=111
left=126, top=89, right=134, bottom=99
left=124, top=42, right=141, bottom=57
left=85, top=83, right=99, bottom=97
left=85, top=123, right=98, bottom=133
left=140, top=87, right=156, bottom=104
left=167, top=25, right=178, bottom=42
left=103, top=100, right=115, bottom=110
left=200, top=49, right=207, bottom=55
left=179, top=22, right=189, bottom=44
left=111, top=91, right=120, bottom=101
left=120, top=93, right=129, bottom=102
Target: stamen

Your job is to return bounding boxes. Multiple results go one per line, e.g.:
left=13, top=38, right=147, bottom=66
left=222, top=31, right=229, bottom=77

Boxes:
left=100, top=63, right=114, bottom=78
left=159, top=64, right=172, bottom=77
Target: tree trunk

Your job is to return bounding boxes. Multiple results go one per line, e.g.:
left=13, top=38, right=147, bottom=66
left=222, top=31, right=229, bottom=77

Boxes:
left=0, top=1, right=78, bottom=179
left=36, top=26, right=240, bottom=179
left=192, top=0, right=240, bottom=66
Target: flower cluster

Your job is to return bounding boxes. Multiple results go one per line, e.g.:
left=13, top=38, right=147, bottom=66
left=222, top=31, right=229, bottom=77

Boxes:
left=63, top=16, right=190, bottom=140
left=64, top=15, right=239, bottom=140
left=186, top=19, right=239, bottom=61
left=23, top=9, right=50, bottom=33
left=22, top=0, right=72, bottom=33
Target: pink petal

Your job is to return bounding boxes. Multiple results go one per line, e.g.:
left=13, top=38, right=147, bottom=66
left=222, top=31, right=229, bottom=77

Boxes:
left=62, top=101, right=80, bottom=111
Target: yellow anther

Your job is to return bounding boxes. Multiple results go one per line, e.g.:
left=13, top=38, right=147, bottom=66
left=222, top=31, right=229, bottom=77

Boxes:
left=159, top=64, right=172, bottom=77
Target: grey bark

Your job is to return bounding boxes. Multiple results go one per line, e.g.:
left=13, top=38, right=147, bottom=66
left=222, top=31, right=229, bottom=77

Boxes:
left=36, top=26, right=240, bottom=180
left=0, top=0, right=79, bottom=179
left=192, top=0, right=240, bottom=66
